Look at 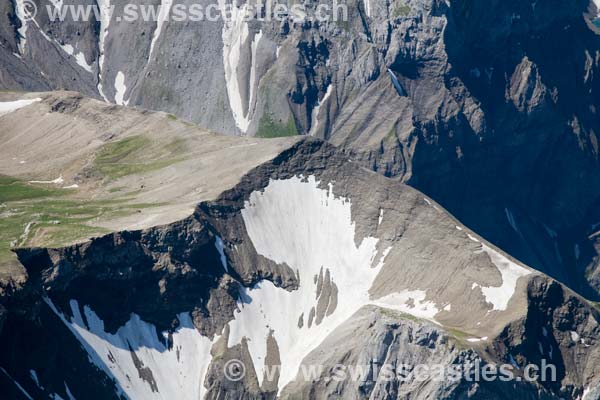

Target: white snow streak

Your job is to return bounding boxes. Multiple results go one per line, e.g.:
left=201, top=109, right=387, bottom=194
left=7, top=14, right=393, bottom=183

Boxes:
left=64, top=383, right=76, bottom=400
left=114, top=71, right=128, bottom=106
left=0, top=98, right=41, bottom=116
left=247, top=30, right=263, bottom=123
left=96, top=0, right=112, bottom=102
left=148, top=0, right=173, bottom=60
left=504, top=208, right=519, bottom=234
left=220, top=2, right=263, bottom=133
left=29, top=176, right=64, bottom=184
left=45, top=298, right=215, bottom=400
left=14, top=0, right=29, bottom=54
left=0, top=367, right=34, bottom=399
left=310, top=84, right=333, bottom=136
left=364, top=0, right=372, bottom=17
left=29, top=370, right=40, bottom=388
left=467, top=233, right=479, bottom=242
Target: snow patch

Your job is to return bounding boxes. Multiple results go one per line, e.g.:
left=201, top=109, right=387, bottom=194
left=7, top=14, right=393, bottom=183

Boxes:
left=0, top=98, right=41, bottom=116
left=58, top=44, right=93, bottom=73
left=235, top=175, right=426, bottom=392
left=571, top=331, right=581, bottom=342
left=45, top=298, right=215, bottom=400
left=472, top=244, right=531, bottom=311
left=29, top=370, right=40, bottom=388
left=29, top=176, right=64, bottom=184
left=371, top=290, right=440, bottom=320
left=467, top=233, right=480, bottom=243
left=114, top=71, right=129, bottom=106
left=466, top=336, right=488, bottom=342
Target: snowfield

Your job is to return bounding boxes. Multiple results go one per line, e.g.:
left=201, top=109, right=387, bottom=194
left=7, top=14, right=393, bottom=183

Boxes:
left=40, top=175, right=534, bottom=398
left=234, top=175, right=400, bottom=391
left=45, top=298, right=214, bottom=400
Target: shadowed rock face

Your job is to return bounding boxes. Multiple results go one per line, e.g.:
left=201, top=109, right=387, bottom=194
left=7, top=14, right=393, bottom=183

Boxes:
left=402, top=0, right=600, bottom=302
left=0, top=138, right=599, bottom=399
left=2, top=0, right=600, bottom=301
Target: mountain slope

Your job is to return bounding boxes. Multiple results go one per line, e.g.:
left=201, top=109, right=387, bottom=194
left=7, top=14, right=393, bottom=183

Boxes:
left=0, top=93, right=599, bottom=399
left=0, top=90, right=297, bottom=282
left=2, top=0, right=600, bottom=302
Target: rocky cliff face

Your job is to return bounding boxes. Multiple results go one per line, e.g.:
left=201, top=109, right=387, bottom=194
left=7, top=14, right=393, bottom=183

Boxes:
left=2, top=0, right=599, bottom=303
left=1, top=139, right=600, bottom=399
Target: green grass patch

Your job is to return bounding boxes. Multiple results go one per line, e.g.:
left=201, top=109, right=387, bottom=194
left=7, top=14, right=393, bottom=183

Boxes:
left=0, top=176, right=69, bottom=202
left=256, top=114, right=298, bottom=138
left=393, top=3, right=412, bottom=17
left=92, top=135, right=187, bottom=179
left=0, top=176, right=162, bottom=263
left=446, top=327, right=469, bottom=340
left=379, top=307, right=422, bottom=323
left=444, top=327, right=476, bottom=349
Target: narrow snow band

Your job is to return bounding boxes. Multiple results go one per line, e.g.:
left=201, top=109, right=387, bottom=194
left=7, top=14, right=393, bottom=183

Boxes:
left=0, top=98, right=41, bottom=116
